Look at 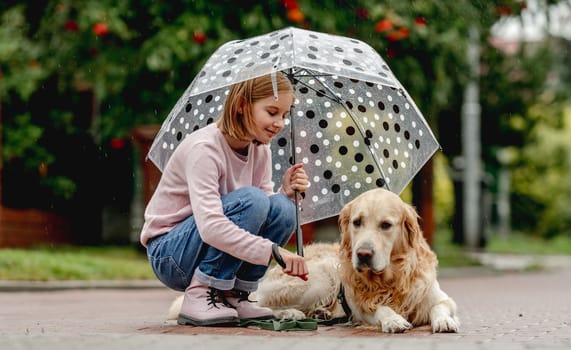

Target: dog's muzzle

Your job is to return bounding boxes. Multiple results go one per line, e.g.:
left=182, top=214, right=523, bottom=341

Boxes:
left=355, top=243, right=375, bottom=271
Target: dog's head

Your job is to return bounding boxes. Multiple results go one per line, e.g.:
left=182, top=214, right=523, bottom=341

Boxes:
left=338, top=188, right=425, bottom=274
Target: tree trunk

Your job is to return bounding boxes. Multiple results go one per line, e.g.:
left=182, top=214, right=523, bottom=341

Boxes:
left=412, top=158, right=434, bottom=247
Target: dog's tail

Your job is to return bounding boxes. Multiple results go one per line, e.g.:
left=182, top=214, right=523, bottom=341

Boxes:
left=167, top=295, right=184, bottom=320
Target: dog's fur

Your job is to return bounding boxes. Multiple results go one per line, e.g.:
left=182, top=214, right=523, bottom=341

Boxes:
left=168, top=188, right=459, bottom=333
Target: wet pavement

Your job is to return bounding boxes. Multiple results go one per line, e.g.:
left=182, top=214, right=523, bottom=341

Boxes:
left=1, top=264, right=570, bottom=349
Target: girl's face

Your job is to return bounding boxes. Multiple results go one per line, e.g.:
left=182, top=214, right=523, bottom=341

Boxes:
left=248, top=92, right=294, bottom=145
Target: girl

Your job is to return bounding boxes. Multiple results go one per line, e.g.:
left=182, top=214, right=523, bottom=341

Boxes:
left=140, top=72, right=309, bottom=327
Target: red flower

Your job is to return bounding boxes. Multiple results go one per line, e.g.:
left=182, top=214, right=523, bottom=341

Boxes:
left=280, top=0, right=299, bottom=10
left=192, top=31, right=207, bottom=45
left=287, top=8, right=305, bottom=23
left=110, top=138, right=126, bottom=150
left=387, top=27, right=410, bottom=41
left=92, top=22, right=109, bottom=36
left=64, top=20, right=79, bottom=32
left=375, top=19, right=394, bottom=33
left=495, top=5, right=512, bottom=16
left=355, top=8, right=369, bottom=20
left=386, top=47, right=397, bottom=59
left=414, top=17, right=427, bottom=26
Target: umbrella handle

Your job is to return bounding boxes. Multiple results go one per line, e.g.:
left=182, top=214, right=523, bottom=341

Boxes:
left=294, top=190, right=303, bottom=257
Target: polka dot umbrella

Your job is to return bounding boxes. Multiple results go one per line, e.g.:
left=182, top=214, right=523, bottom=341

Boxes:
left=147, top=27, right=440, bottom=255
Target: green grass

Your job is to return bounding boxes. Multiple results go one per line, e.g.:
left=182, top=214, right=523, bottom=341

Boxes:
left=0, top=245, right=155, bottom=281
left=486, top=233, right=571, bottom=255
left=2, top=231, right=571, bottom=281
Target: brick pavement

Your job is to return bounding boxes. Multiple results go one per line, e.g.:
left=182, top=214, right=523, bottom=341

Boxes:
left=0, top=267, right=570, bottom=349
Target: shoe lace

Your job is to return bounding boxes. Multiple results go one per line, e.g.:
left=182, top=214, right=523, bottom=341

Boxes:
left=206, top=288, right=227, bottom=309
left=232, top=290, right=251, bottom=303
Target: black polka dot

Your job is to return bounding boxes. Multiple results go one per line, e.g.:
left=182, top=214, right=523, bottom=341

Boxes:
left=378, top=101, right=385, bottom=110
left=324, top=170, right=333, bottom=179
left=383, top=149, right=390, bottom=158
left=316, top=90, right=325, bottom=97
left=306, top=110, right=315, bottom=119
left=376, top=178, right=385, bottom=187
left=346, top=126, right=355, bottom=136
left=404, top=131, right=410, bottom=140
left=308, top=53, right=317, bottom=59
left=234, top=49, right=244, bottom=54
left=339, top=146, right=348, bottom=155
left=393, top=105, right=400, bottom=114
left=270, top=44, right=279, bottom=50
left=354, top=153, right=364, bottom=162
left=415, top=140, right=421, bottom=149
left=310, top=144, right=319, bottom=154
left=343, top=59, right=352, bottom=66
left=392, top=160, right=398, bottom=169
left=227, top=57, right=236, bottom=64
left=346, top=101, right=353, bottom=109
left=365, top=165, right=375, bottom=173
left=319, top=119, right=328, bottom=128
left=365, top=130, right=373, bottom=138
left=205, top=95, right=213, bottom=103
left=185, top=103, right=192, bottom=113
left=335, top=47, right=344, bottom=52
left=299, top=87, right=309, bottom=94
left=332, top=184, right=341, bottom=193
left=193, top=125, right=200, bottom=131
left=206, top=118, right=214, bottom=124
left=358, top=105, right=366, bottom=113
left=222, top=70, right=231, bottom=77
left=354, top=48, right=363, bottom=54
left=394, top=123, right=401, bottom=132
left=334, top=82, right=344, bottom=89
left=309, top=46, right=318, bottom=52
left=383, top=122, right=389, bottom=131
left=278, top=138, right=287, bottom=147
left=176, top=132, right=182, bottom=141
left=250, top=40, right=259, bottom=46
left=261, top=52, right=270, bottom=59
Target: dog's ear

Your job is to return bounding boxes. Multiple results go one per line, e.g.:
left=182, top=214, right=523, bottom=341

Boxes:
left=402, top=203, right=424, bottom=249
left=338, top=202, right=352, bottom=255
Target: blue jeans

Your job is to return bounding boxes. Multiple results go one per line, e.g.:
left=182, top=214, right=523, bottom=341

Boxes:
left=146, top=186, right=296, bottom=292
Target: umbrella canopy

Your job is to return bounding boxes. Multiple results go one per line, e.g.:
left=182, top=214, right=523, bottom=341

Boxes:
left=148, top=26, right=440, bottom=227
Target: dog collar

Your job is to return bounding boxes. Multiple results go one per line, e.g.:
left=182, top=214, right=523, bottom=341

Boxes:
left=338, top=283, right=353, bottom=320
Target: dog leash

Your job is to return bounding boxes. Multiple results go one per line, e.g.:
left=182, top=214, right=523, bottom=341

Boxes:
left=239, top=318, right=319, bottom=331
left=240, top=284, right=353, bottom=331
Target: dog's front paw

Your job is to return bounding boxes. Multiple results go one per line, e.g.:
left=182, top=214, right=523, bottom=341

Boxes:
left=380, top=314, right=412, bottom=333
left=431, top=315, right=460, bottom=333
left=273, top=308, right=306, bottom=320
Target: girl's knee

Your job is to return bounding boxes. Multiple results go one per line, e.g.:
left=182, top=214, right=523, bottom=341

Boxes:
left=271, top=194, right=296, bottom=228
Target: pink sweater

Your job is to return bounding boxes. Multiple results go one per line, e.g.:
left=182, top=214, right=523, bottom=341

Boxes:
left=140, top=123, right=277, bottom=266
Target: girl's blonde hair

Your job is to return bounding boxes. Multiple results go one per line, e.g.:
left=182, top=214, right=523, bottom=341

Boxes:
left=217, top=72, right=293, bottom=141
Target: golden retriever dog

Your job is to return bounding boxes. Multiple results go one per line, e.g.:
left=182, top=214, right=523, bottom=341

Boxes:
left=252, top=188, right=459, bottom=333
left=168, top=188, right=459, bottom=333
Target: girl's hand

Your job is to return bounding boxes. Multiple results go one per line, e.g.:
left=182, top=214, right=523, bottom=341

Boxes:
left=281, top=163, right=309, bottom=199
left=274, top=246, right=309, bottom=280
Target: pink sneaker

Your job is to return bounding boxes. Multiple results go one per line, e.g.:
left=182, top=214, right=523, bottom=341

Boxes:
left=178, top=277, right=239, bottom=326
left=224, top=290, right=274, bottom=320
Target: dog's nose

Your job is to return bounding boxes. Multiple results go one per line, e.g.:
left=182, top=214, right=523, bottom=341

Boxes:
left=356, top=247, right=374, bottom=265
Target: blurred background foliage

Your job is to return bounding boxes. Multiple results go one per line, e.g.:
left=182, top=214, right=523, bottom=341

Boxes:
left=0, top=0, right=570, bottom=244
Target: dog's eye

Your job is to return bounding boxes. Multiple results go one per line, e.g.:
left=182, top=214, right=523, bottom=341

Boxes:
left=380, top=221, right=392, bottom=230
left=352, top=218, right=361, bottom=227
